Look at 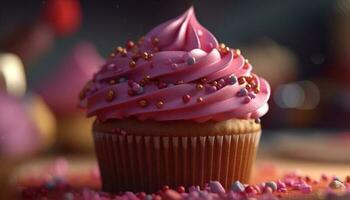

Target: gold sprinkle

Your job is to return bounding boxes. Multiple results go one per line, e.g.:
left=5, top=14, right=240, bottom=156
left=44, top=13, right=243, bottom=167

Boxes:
left=253, top=87, right=260, bottom=94
left=246, top=84, right=252, bottom=91
left=156, top=100, right=164, bottom=109
left=238, top=77, right=246, bottom=85
left=200, top=78, right=207, bottom=83
left=129, top=60, right=136, bottom=68
left=138, top=99, right=148, bottom=108
left=219, top=43, right=226, bottom=49
left=152, top=37, right=160, bottom=46
left=245, top=76, right=254, bottom=83
left=221, top=46, right=230, bottom=54
left=121, top=49, right=128, bottom=57
left=234, top=49, right=241, bottom=58
left=142, top=52, right=149, bottom=60
left=110, top=53, right=116, bottom=58
left=115, top=46, right=123, bottom=53
left=212, top=81, right=218, bottom=86
left=176, top=80, right=185, bottom=85
left=196, top=84, right=204, bottom=91
left=197, top=97, right=203, bottom=103
left=143, top=75, right=151, bottom=83
left=106, top=90, right=115, bottom=102
left=244, top=59, right=250, bottom=69
left=109, top=80, right=116, bottom=85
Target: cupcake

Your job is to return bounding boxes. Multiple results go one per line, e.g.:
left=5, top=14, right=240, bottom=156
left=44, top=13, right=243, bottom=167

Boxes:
left=80, top=7, right=270, bottom=193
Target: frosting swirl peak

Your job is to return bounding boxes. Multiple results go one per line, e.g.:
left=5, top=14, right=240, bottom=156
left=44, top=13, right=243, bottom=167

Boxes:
left=144, top=7, right=218, bottom=52
left=80, top=7, right=270, bottom=122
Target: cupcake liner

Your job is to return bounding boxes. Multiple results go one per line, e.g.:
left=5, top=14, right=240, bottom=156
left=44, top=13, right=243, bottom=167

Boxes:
left=93, top=131, right=261, bottom=193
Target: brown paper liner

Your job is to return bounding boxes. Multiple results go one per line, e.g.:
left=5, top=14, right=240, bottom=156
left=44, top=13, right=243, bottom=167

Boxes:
left=93, top=131, right=261, bottom=193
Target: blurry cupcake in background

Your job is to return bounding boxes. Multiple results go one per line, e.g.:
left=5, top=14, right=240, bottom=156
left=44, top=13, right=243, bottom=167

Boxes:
left=36, top=42, right=103, bottom=153
left=0, top=53, right=56, bottom=198
left=0, top=53, right=55, bottom=158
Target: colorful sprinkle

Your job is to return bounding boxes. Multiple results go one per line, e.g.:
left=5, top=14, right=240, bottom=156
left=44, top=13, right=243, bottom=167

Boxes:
left=244, top=185, right=255, bottom=194
left=208, top=85, right=217, bottom=92
left=299, top=184, right=312, bottom=193
left=227, top=76, right=237, bottom=85
left=119, top=77, right=127, bottom=83
left=176, top=80, right=185, bottom=85
left=197, top=97, right=204, bottom=103
left=200, top=78, right=207, bottom=83
left=265, top=181, right=277, bottom=192
left=209, top=181, right=225, bottom=194
left=105, top=90, right=115, bottom=102
left=138, top=99, right=148, bottom=108
left=248, top=92, right=256, bottom=99
left=253, top=87, right=260, bottom=94
left=182, top=95, right=191, bottom=103
left=234, top=49, right=241, bottom=58
left=243, top=59, right=250, bottom=69
left=196, top=84, right=204, bottom=91
left=238, top=77, right=246, bottom=85
left=237, top=88, right=248, bottom=97
left=152, top=37, right=160, bottom=46
left=329, top=180, right=345, bottom=189
left=142, top=52, right=149, bottom=60
left=145, top=195, right=153, bottom=200
left=129, top=60, right=136, bottom=68
left=115, top=46, right=123, bottom=53
left=156, top=100, right=164, bottom=109
left=218, top=78, right=226, bottom=86
left=230, top=181, right=245, bottom=193
left=177, top=186, right=185, bottom=193
left=244, top=96, right=251, bottom=104
left=126, top=41, right=135, bottom=49
left=187, top=57, right=196, bottom=65
left=109, top=79, right=116, bottom=85
left=120, top=49, right=128, bottom=57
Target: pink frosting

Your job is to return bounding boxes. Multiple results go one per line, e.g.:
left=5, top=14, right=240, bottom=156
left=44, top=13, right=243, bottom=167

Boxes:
left=80, top=7, right=270, bottom=122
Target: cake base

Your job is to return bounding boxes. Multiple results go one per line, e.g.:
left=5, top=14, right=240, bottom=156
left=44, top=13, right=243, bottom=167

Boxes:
left=93, top=118, right=261, bottom=193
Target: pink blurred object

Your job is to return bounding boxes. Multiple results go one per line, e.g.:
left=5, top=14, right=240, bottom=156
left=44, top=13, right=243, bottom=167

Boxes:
left=43, top=157, right=69, bottom=177
left=36, top=42, right=103, bottom=115
left=0, top=92, right=39, bottom=159
left=0, top=22, right=54, bottom=66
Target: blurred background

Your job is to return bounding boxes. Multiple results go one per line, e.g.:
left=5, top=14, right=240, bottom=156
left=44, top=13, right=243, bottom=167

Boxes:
left=0, top=0, right=350, bottom=198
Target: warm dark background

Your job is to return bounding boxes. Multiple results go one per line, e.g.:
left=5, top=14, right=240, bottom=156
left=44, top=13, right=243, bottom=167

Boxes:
left=1, top=0, right=349, bottom=129
left=1, top=1, right=350, bottom=198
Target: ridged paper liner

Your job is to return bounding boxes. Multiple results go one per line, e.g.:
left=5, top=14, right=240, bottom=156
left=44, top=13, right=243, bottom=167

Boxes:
left=93, top=131, right=261, bottom=193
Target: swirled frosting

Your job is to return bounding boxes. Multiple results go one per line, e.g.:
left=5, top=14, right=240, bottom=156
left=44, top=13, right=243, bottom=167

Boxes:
left=80, top=7, right=270, bottom=122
